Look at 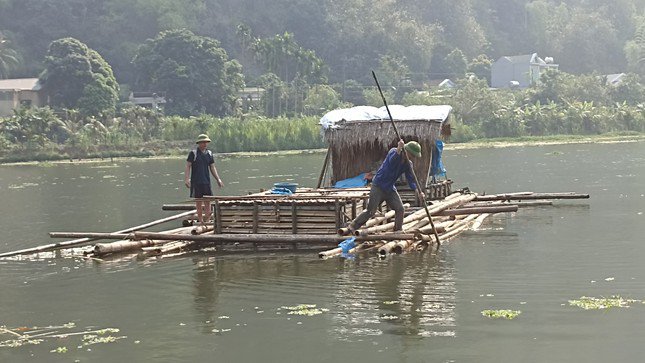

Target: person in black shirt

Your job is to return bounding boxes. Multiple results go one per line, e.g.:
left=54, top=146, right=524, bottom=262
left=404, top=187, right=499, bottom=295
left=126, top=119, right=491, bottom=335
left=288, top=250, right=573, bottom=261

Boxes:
left=184, top=134, right=224, bottom=226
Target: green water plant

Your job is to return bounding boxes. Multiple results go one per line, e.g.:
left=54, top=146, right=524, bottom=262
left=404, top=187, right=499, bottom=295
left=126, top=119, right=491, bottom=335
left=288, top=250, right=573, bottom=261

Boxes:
left=568, top=296, right=639, bottom=310
left=481, top=309, right=522, bottom=319
left=281, top=304, right=329, bottom=316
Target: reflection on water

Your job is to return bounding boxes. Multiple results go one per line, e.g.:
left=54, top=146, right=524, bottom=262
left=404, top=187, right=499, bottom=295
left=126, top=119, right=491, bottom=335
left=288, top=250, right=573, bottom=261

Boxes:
left=186, top=251, right=457, bottom=343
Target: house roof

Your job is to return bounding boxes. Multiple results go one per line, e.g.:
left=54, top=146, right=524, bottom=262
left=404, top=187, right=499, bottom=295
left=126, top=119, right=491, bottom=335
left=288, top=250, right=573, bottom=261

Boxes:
left=0, top=78, right=41, bottom=91
left=605, top=73, right=626, bottom=86
left=319, top=105, right=452, bottom=130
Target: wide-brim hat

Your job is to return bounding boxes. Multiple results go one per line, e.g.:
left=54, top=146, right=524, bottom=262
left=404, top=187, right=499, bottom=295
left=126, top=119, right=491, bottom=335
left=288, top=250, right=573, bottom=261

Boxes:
left=404, top=141, right=422, bottom=157
left=196, top=134, right=211, bottom=144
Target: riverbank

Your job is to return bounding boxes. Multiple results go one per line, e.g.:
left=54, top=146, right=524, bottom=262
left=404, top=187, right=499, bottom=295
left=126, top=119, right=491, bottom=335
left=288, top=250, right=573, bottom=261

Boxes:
left=1, top=133, right=643, bottom=166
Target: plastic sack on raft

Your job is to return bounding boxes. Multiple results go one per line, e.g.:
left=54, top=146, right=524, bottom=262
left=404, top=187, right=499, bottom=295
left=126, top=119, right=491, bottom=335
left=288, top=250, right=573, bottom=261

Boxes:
left=430, top=140, right=446, bottom=179
left=339, top=237, right=356, bottom=253
left=269, top=187, right=293, bottom=195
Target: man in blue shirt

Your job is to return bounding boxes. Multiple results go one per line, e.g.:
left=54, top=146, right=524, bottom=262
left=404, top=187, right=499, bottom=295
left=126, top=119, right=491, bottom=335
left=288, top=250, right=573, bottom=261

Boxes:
left=184, top=134, right=224, bottom=226
left=346, top=139, right=422, bottom=233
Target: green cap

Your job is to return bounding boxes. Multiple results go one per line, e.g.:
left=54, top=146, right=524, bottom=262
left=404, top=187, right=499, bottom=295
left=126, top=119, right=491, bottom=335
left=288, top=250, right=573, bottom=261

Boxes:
left=404, top=141, right=422, bottom=157
left=196, top=134, right=211, bottom=144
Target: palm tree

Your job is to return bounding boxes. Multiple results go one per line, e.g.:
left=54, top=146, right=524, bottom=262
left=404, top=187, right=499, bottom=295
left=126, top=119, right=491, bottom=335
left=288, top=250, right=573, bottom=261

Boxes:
left=0, top=33, right=19, bottom=79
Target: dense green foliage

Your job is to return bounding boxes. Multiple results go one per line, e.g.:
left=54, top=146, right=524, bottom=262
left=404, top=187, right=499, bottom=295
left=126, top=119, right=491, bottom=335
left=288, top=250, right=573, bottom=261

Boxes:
left=0, top=105, right=325, bottom=162
left=39, top=38, right=119, bottom=116
left=1, top=0, right=644, bottom=162
left=1, top=69, right=643, bottom=162
left=132, top=29, right=244, bottom=116
left=1, top=0, right=644, bottom=83
left=0, top=32, right=19, bottom=78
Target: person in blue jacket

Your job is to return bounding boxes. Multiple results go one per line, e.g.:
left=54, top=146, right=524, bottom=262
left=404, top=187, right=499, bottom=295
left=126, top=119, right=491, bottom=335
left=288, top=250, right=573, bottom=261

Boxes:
left=184, top=134, right=224, bottom=226
left=346, top=139, right=422, bottom=233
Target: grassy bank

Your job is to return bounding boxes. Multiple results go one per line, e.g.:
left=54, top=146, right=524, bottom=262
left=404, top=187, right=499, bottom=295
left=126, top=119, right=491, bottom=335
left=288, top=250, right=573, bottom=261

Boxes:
left=2, top=133, right=642, bottom=166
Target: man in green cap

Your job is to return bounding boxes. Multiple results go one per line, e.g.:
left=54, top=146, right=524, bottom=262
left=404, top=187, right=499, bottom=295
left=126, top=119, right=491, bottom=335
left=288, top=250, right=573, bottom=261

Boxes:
left=345, top=139, right=422, bottom=234
left=184, top=134, right=224, bottom=226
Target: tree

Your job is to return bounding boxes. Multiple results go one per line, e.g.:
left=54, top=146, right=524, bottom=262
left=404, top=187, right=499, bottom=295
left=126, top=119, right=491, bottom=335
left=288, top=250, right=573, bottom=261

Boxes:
left=133, top=29, right=244, bottom=117
left=0, top=32, right=19, bottom=78
left=444, top=48, right=468, bottom=79
left=40, top=37, right=119, bottom=115
left=303, top=84, right=341, bottom=115
left=625, top=16, right=645, bottom=76
left=468, top=54, right=492, bottom=84
left=237, top=27, right=327, bottom=84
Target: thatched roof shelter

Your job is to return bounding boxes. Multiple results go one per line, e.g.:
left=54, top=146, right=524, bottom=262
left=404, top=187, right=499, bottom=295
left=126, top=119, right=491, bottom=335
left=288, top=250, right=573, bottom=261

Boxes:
left=319, top=105, right=452, bottom=188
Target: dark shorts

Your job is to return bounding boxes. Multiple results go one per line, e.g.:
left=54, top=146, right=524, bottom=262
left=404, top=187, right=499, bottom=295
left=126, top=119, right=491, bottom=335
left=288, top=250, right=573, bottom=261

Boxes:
left=191, top=183, right=213, bottom=198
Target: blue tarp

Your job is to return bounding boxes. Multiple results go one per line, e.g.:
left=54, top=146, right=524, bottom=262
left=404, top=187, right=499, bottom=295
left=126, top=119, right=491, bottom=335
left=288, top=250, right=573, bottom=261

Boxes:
left=430, top=140, right=446, bottom=178
left=334, top=173, right=368, bottom=188
left=269, top=187, right=293, bottom=195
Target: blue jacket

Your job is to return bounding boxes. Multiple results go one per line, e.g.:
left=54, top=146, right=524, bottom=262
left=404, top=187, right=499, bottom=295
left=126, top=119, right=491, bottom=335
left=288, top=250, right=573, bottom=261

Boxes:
left=372, top=148, right=417, bottom=192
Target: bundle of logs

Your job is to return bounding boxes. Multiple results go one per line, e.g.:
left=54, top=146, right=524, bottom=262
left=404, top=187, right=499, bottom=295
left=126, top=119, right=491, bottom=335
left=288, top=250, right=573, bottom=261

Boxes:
left=0, top=190, right=589, bottom=260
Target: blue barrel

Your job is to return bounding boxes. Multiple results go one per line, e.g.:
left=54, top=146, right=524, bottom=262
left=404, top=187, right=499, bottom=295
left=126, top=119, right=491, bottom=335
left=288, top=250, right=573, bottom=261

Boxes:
left=274, top=182, right=298, bottom=193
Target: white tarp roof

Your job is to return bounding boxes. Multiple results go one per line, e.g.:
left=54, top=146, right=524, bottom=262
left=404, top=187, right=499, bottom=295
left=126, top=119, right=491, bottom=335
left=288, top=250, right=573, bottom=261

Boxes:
left=320, top=105, right=452, bottom=129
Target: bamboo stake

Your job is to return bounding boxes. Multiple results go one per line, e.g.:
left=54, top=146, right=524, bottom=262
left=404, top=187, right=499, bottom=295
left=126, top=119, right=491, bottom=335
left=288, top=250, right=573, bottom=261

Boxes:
left=0, top=210, right=197, bottom=258
left=316, top=146, right=331, bottom=188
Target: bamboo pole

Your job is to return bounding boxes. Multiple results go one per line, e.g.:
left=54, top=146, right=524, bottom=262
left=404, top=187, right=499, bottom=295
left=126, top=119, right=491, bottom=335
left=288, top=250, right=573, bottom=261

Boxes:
left=474, top=192, right=589, bottom=201
left=436, top=204, right=518, bottom=216
left=354, top=194, right=476, bottom=236
left=372, top=70, right=442, bottom=245
left=378, top=241, right=401, bottom=256
left=191, top=225, right=215, bottom=235
left=0, top=210, right=198, bottom=259
left=471, top=214, right=491, bottom=230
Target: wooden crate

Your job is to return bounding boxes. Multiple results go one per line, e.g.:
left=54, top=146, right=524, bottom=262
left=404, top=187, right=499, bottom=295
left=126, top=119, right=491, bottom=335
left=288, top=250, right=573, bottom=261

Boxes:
left=212, top=198, right=365, bottom=235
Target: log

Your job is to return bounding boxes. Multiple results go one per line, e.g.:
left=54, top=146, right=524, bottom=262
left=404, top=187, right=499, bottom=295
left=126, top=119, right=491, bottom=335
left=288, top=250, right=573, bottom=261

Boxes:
left=318, top=247, right=342, bottom=259
left=474, top=192, right=589, bottom=201
left=0, top=210, right=198, bottom=258
left=93, top=239, right=158, bottom=256
left=392, top=240, right=412, bottom=254
left=191, top=225, right=214, bottom=235
left=163, top=204, right=194, bottom=211
left=50, top=232, right=131, bottom=239
left=471, top=214, right=491, bottom=230
left=436, top=205, right=518, bottom=216
left=378, top=241, right=400, bottom=256
left=355, top=194, right=476, bottom=236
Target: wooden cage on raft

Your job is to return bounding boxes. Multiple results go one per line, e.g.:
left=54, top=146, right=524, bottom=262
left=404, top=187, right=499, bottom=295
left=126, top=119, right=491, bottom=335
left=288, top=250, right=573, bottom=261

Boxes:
left=318, top=105, right=454, bottom=203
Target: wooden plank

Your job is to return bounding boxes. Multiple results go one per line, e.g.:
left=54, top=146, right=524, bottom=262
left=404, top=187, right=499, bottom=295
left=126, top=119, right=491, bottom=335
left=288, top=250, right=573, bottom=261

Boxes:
left=291, top=202, right=298, bottom=234
left=214, top=201, right=222, bottom=234
left=252, top=201, right=259, bottom=234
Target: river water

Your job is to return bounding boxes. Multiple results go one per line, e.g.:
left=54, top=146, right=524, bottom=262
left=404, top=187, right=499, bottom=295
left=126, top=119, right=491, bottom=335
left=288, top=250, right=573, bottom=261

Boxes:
left=0, top=141, right=643, bottom=362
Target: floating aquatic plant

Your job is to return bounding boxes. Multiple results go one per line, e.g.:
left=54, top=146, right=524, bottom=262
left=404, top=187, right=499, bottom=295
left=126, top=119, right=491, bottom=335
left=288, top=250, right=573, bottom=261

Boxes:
left=481, top=309, right=521, bottom=319
left=568, top=296, right=638, bottom=310
left=50, top=346, right=67, bottom=353
left=281, top=304, right=328, bottom=316
left=1, top=323, right=127, bottom=350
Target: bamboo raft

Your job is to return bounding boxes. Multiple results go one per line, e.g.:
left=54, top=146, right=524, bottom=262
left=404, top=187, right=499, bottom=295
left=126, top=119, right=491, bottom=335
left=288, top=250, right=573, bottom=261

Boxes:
left=0, top=188, right=589, bottom=260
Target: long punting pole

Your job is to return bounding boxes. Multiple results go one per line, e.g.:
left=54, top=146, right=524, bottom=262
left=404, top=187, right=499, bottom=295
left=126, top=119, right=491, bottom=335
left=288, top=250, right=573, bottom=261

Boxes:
left=371, top=70, right=442, bottom=246
left=0, top=210, right=197, bottom=258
